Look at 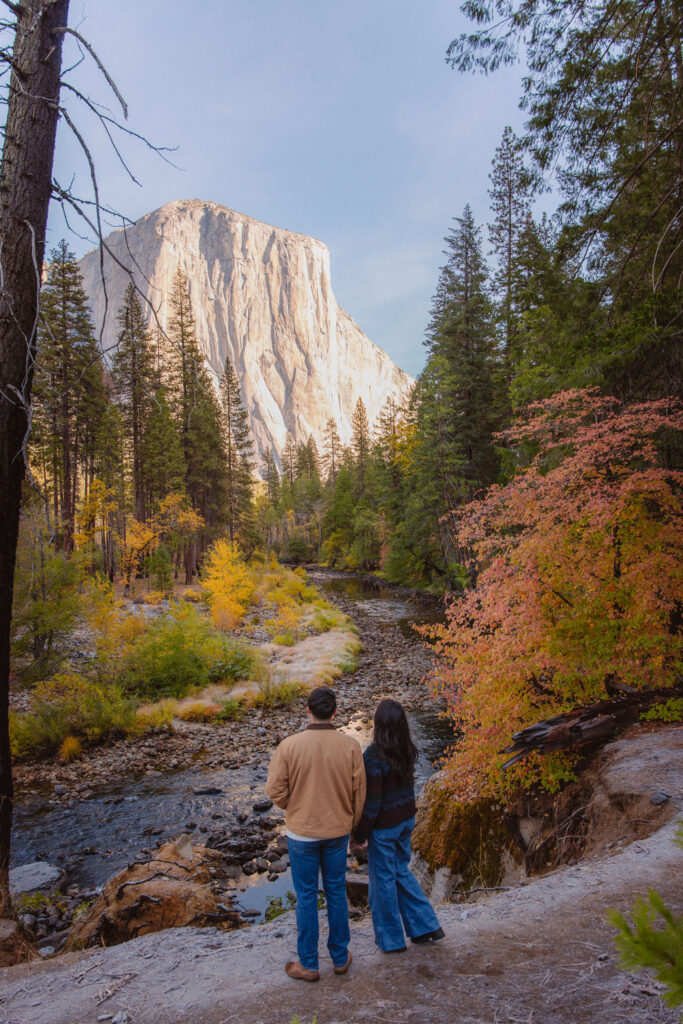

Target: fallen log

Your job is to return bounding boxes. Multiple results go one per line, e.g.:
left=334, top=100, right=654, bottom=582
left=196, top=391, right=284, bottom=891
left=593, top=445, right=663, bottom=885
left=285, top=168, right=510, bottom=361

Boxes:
left=501, top=684, right=682, bottom=769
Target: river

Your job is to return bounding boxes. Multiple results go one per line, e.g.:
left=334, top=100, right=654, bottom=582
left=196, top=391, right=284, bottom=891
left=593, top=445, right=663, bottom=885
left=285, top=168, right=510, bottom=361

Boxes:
left=12, top=571, right=450, bottom=921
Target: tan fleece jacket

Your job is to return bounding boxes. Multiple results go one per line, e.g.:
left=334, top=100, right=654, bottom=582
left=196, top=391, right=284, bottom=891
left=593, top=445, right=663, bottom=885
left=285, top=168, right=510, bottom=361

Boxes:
left=265, top=724, right=366, bottom=838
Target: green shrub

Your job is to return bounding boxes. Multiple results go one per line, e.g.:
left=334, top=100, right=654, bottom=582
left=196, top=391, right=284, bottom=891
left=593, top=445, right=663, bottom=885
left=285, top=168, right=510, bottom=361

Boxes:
left=216, top=698, right=246, bottom=721
left=608, top=891, right=683, bottom=1006
left=9, top=670, right=137, bottom=759
left=608, top=826, right=683, bottom=1007
left=310, top=606, right=346, bottom=634
left=641, top=698, right=683, bottom=723
left=123, top=603, right=248, bottom=700
left=207, top=641, right=255, bottom=684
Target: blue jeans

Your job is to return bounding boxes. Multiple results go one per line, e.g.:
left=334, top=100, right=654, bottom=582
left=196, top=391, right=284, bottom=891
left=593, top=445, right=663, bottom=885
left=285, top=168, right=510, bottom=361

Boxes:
left=367, top=816, right=440, bottom=951
left=287, top=834, right=350, bottom=971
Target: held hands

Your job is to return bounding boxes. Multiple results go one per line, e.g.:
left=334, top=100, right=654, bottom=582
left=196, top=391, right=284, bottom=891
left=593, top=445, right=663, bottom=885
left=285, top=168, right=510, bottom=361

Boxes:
left=349, top=837, right=367, bottom=852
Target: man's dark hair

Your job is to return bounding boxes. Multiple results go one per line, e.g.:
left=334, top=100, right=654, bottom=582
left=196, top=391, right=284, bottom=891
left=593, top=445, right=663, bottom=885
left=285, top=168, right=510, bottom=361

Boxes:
left=308, top=686, right=336, bottom=720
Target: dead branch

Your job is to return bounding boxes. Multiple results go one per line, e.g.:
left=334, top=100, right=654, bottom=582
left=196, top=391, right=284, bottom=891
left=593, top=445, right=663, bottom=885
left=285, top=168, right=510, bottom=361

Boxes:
left=54, top=25, right=127, bottom=118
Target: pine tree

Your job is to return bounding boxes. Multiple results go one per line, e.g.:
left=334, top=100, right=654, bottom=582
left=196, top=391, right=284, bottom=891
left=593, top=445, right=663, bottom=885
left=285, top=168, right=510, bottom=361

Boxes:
left=488, top=126, right=534, bottom=364
left=141, top=387, right=185, bottom=513
left=111, top=284, right=156, bottom=520
left=374, top=396, right=406, bottom=527
left=93, top=402, right=126, bottom=580
left=351, top=398, right=371, bottom=497
left=219, top=356, right=255, bottom=545
left=448, top=0, right=683, bottom=399
left=262, top=447, right=281, bottom=505
left=165, top=269, right=227, bottom=576
left=282, top=432, right=297, bottom=485
left=424, top=206, right=503, bottom=505
left=321, top=417, right=341, bottom=486
left=33, top=241, right=107, bottom=551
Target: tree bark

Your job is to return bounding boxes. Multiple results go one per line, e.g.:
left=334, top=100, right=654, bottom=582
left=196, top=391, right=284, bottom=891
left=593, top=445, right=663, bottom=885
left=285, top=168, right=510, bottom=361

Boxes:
left=0, top=0, right=70, bottom=914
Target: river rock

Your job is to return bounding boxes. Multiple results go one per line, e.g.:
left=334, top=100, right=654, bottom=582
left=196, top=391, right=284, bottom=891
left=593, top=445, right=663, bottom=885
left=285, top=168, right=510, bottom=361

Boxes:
left=253, top=798, right=273, bottom=812
left=345, top=874, right=369, bottom=905
left=268, top=859, right=288, bottom=874
left=9, top=862, right=65, bottom=897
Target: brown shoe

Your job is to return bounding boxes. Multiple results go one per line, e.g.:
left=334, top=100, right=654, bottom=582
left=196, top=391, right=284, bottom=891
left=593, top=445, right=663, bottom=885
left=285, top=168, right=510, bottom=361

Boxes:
left=285, top=960, right=320, bottom=982
left=334, top=952, right=352, bottom=975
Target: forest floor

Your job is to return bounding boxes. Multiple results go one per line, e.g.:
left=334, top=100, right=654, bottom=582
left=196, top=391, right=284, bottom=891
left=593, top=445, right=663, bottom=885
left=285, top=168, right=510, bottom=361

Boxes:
left=3, top=723, right=681, bottom=1024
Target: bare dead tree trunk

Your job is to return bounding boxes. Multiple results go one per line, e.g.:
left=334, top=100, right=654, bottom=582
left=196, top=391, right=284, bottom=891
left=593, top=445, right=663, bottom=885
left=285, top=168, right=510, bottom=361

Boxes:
left=0, top=0, right=70, bottom=915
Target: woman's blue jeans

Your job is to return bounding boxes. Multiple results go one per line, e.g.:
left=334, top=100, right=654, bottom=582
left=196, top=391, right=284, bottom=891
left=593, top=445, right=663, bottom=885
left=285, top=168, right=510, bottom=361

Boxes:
left=287, top=834, right=350, bottom=971
left=367, top=816, right=440, bottom=951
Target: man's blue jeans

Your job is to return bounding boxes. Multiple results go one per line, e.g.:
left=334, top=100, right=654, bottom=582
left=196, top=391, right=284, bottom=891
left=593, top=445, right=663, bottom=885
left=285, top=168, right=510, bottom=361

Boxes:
left=287, top=834, right=350, bottom=971
left=367, top=816, right=440, bottom=951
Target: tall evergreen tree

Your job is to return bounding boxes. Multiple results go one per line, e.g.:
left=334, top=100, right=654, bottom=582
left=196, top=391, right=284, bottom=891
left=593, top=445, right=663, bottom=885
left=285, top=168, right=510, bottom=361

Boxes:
left=351, top=398, right=371, bottom=497
left=282, top=432, right=297, bottom=485
left=424, top=206, right=503, bottom=505
left=141, top=386, right=185, bottom=512
left=219, top=356, right=255, bottom=545
left=448, top=0, right=683, bottom=398
left=488, top=126, right=534, bottom=364
left=111, top=284, right=156, bottom=520
left=33, top=241, right=107, bottom=551
left=321, top=417, right=341, bottom=486
left=262, top=447, right=281, bottom=506
left=165, top=269, right=227, bottom=575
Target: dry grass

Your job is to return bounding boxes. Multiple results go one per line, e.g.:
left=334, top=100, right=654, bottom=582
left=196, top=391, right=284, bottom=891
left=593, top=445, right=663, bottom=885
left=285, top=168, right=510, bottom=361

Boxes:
left=58, top=735, right=82, bottom=762
left=268, top=629, right=362, bottom=690
left=176, top=700, right=224, bottom=722
left=134, top=698, right=178, bottom=732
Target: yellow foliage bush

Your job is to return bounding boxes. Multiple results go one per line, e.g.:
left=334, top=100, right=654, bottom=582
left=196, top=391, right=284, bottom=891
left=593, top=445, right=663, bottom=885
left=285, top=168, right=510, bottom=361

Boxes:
left=266, top=602, right=304, bottom=643
left=202, top=539, right=255, bottom=629
left=142, top=590, right=166, bottom=606
left=182, top=588, right=203, bottom=603
left=84, top=577, right=146, bottom=665
left=58, top=735, right=82, bottom=762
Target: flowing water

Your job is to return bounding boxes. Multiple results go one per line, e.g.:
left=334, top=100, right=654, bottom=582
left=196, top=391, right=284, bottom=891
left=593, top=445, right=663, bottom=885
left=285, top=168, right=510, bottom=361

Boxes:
left=12, top=571, right=450, bottom=919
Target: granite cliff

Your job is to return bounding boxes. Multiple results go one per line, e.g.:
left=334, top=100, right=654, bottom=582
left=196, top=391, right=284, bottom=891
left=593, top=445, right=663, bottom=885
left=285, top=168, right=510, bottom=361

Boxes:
left=78, top=199, right=413, bottom=465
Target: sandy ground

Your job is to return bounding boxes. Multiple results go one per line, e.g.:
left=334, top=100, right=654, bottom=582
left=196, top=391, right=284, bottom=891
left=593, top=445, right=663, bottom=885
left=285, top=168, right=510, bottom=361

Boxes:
left=3, top=727, right=681, bottom=1024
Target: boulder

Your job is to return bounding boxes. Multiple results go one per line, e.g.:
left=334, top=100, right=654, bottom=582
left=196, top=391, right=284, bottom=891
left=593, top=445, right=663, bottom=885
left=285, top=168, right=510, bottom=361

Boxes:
left=9, top=862, right=66, bottom=897
left=66, top=837, right=244, bottom=949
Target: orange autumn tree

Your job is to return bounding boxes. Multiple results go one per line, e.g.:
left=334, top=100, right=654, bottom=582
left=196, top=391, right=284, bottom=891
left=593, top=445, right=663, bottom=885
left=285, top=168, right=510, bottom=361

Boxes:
left=426, top=389, right=683, bottom=799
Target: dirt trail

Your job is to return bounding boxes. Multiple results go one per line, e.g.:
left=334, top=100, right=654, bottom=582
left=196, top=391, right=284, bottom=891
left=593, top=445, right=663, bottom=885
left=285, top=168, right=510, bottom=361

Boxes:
left=3, top=726, right=681, bottom=1024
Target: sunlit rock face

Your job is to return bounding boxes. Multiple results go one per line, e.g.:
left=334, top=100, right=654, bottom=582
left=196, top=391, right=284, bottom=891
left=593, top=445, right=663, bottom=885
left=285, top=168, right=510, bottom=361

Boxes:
left=79, top=199, right=413, bottom=465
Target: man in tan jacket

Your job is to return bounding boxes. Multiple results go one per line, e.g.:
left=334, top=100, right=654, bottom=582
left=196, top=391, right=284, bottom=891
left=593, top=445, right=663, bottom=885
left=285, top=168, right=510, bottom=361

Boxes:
left=266, top=685, right=366, bottom=981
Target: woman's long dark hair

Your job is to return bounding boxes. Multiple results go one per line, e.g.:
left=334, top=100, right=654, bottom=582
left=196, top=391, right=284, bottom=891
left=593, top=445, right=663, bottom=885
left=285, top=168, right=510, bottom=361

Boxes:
left=372, top=698, right=417, bottom=780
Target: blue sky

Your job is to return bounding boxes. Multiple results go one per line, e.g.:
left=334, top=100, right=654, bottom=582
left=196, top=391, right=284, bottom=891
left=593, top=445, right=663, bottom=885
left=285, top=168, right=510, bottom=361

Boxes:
left=51, top=1, right=526, bottom=378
